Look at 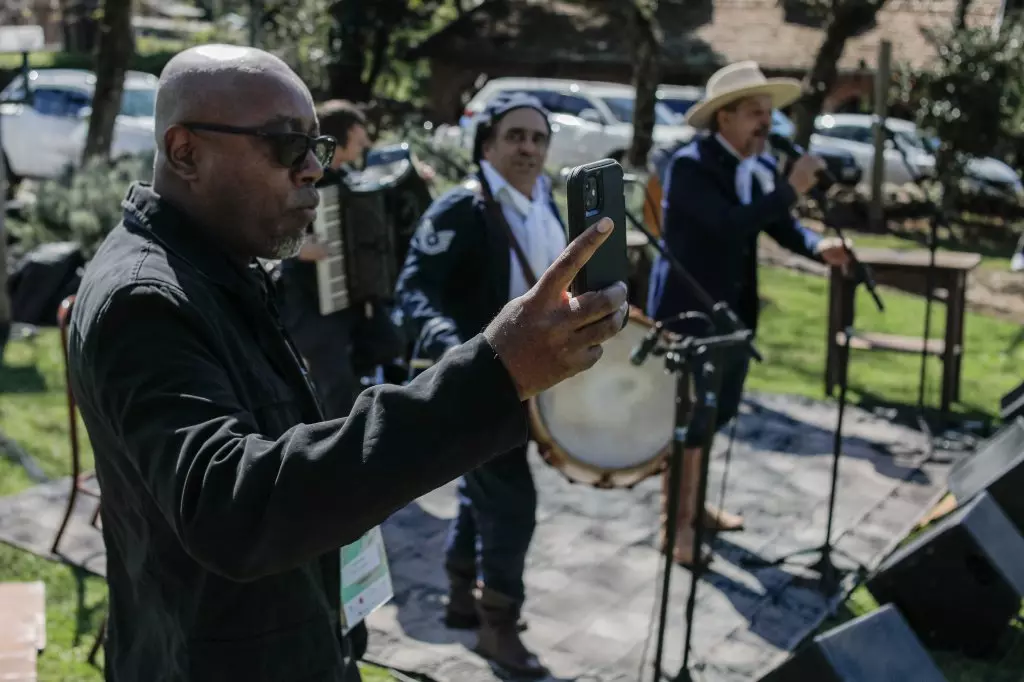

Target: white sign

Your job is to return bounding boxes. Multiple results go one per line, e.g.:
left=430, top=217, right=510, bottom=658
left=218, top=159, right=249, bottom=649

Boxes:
left=0, top=26, right=44, bottom=54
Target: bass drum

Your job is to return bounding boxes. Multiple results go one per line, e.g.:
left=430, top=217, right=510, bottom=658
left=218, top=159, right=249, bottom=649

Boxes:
left=528, top=307, right=677, bottom=489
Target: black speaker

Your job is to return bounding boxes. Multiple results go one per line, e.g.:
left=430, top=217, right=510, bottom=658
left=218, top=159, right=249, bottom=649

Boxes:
left=866, top=492, right=1024, bottom=657
left=948, top=416, right=1024, bottom=534
left=757, top=604, right=946, bottom=681
left=1000, top=381, right=1024, bottom=422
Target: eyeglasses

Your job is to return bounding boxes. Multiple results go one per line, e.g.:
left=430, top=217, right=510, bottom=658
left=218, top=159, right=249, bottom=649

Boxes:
left=180, top=122, right=337, bottom=170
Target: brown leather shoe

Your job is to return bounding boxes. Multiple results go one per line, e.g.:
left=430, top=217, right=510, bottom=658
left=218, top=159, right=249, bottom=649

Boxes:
left=444, top=564, right=527, bottom=632
left=474, top=587, right=548, bottom=678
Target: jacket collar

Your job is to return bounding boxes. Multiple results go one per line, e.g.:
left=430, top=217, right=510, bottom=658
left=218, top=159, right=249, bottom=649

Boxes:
left=120, top=182, right=267, bottom=298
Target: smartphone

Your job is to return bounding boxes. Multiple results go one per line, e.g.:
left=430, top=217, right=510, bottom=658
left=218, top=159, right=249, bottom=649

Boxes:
left=565, top=158, right=629, bottom=297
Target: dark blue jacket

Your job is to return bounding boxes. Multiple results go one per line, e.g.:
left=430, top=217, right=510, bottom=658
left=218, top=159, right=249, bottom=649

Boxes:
left=396, top=173, right=565, bottom=362
left=646, top=135, right=823, bottom=335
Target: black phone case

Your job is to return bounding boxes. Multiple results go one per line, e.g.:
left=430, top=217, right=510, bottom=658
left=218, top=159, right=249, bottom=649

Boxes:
left=565, top=158, right=629, bottom=297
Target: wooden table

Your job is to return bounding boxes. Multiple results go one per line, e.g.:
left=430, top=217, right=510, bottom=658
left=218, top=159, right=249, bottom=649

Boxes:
left=824, top=247, right=982, bottom=416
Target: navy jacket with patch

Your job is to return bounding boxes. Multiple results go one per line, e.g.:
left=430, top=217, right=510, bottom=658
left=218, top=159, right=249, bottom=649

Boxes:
left=395, top=173, right=565, bottom=363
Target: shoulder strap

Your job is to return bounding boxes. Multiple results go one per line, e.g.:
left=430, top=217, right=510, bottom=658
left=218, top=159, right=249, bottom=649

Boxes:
left=474, top=174, right=539, bottom=288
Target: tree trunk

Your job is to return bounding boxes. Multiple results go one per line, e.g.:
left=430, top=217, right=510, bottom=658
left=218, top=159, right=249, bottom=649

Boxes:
left=82, top=0, right=134, bottom=163
left=955, top=0, right=972, bottom=29
left=626, top=1, right=661, bottom=170
left=62, top=0, right=101, bottom=53
left=792, top=0, right=886, bottom=148
left=327, top=0, right=371, bottom=101
left=364, top=24, right=391, bottom=97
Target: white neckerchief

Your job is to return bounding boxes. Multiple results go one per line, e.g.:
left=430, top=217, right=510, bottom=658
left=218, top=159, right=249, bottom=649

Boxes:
left=480, top=161, right=566, bottom=300
left=715, top=133, right=776, bottom=205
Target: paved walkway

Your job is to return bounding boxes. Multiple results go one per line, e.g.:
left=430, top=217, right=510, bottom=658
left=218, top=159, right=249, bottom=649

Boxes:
left=364, top=393, right=957, bottom=682
left=0, top=393, right=958, bottom=681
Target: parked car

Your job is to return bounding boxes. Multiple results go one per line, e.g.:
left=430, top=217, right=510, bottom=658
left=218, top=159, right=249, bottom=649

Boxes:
left=457, top=77, right=696, bottom=171
left=811, top=113, right=1023, bottom=201
left=0, top=68, right=158, bottom=183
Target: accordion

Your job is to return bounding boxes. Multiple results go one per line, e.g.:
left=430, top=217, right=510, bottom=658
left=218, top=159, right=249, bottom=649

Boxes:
left=311, top=181, right=394, bottom=315
left=310, top=144, right=433, bottom=316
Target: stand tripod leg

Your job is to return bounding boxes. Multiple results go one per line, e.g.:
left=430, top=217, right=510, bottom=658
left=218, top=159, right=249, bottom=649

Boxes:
left=739, top=327, right=865, bottom=594
left=651, top=348, right=726, bottom=682
left=652, top=369, right=690, bottom=681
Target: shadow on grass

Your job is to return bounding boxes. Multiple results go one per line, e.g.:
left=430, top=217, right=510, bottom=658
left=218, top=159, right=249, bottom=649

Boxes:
left=71, top=566, right=105, bottom=651
left=0, top=363, right=47, bottom=394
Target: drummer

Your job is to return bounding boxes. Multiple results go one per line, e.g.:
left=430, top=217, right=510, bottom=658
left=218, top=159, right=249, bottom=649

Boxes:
left=395, top=92, right=568, bottom=678
left=647, top=61, right=853, bottom=567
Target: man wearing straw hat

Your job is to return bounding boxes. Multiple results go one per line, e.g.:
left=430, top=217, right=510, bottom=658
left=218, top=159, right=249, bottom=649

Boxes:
left=647, top=61, right=853, bottom=567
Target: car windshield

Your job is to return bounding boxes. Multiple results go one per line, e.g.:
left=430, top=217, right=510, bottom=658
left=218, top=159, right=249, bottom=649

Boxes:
left=658, top=97, right=698, bottom=117
left=600, top=96, right=678, bottom=125
left=120, top=87, right=156, bottom=117
left=892, top=128, right=929, bottom=152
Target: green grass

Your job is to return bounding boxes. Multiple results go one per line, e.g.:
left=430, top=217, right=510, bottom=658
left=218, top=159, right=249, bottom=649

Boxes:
left=749, top=264, right=1024, bottom=420
left=2, top=262, right=1024, bottom=679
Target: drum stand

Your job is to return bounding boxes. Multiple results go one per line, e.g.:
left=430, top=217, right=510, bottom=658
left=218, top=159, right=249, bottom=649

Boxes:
left=642, top=329, right=753, bottom=682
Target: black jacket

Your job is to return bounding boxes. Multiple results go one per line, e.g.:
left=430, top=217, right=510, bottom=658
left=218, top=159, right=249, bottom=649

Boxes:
left=646, top=135, right=823, bottom=335
left=67, top=183, right=528, bottom=681
left=395, top=174, right=565, bottom=363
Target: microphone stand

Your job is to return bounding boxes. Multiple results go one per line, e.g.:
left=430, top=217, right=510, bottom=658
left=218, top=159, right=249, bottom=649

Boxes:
left=738, top=160, right=881, bottom=595
left=635, top=328, right=753, bottom=682
left=881, top=124, right=943, bottom=461
left=620, top=192, right=759, bottom=680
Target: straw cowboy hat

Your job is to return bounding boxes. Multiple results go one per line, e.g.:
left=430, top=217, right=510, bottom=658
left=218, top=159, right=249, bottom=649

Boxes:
left=685, top=61, right=803, bottom=129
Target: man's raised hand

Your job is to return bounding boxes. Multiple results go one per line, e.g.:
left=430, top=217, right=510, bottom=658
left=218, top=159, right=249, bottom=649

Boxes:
left=484, top=217, right=629, bottom=401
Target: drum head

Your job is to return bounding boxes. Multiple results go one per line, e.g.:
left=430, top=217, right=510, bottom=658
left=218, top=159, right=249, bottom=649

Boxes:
left=531, top=314, right=676, bottom=488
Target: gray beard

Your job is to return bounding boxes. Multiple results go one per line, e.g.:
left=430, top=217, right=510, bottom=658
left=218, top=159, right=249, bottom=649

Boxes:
left=270, top=232, right=305, bottom=260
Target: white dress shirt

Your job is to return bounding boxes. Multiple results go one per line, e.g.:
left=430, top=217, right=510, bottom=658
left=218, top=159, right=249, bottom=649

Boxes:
left=480, top=160, right=567, bottom=300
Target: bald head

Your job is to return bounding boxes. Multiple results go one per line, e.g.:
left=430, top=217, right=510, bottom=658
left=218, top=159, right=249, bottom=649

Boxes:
left=154, top=44, right=312, bottom=153
left=152, top=44, right=326, bottom=262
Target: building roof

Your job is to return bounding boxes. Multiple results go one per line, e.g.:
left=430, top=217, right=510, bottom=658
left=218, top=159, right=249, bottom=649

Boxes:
left=409, top=0, right=1004, bottom=75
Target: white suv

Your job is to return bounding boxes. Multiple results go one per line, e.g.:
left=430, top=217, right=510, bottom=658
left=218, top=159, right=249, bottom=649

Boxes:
left=1, top=68, right=158, bottom=183
left=457, top=77, right=696, bottom=171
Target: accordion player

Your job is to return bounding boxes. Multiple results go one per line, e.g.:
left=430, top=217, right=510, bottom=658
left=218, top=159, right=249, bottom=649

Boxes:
left=275, top=159, right=409, bottom=419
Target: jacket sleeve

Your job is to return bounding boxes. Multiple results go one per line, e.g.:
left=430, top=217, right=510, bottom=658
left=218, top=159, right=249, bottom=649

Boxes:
left=663, top=155, right=800, bottom=251
left=85, top=282, right=527, bottom=583
left=394, top=196, right=473, bottom=362
left=763, top=214, right=824, bottom=262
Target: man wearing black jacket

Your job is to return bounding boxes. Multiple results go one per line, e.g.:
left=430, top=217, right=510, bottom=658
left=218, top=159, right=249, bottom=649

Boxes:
left=67, top=44, right=628, bottom=682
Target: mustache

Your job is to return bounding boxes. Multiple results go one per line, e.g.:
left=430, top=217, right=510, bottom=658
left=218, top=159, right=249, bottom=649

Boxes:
left=753, top=125, right=770, bottom=137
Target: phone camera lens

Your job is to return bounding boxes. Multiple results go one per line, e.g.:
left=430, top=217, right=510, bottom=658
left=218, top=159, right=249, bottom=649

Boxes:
left=584, top=176, right=598, bottom=210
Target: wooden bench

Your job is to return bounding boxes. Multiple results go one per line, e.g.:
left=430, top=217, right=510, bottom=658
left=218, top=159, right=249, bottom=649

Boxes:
left=825, top=247, right=982, bottom=416
left=0, top=582, right=45, bottom=682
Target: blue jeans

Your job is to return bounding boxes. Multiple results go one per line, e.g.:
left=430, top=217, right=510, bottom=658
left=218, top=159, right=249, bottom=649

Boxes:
left=444, top=445, right=536, bottom=603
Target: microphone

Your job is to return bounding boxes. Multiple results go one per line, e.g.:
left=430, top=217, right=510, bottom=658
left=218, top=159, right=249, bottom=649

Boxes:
left=767, top=132, right=837, bottom=189
left=767, top=135, right=885, bottom=312
left=630, top=323, right=662, bottom=366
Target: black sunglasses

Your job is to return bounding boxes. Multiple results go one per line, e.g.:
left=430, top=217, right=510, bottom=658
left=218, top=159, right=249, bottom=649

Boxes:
left=180, top=122, right=337, bottom=169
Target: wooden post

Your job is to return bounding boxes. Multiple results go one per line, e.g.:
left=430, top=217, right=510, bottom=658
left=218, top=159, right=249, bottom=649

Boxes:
left=870, top=39, right=891, bottom=231
left=249, top=0, right=262, bottom=47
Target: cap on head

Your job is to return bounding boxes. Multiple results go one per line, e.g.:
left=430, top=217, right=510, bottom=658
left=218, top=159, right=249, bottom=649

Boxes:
left=472, top=92, right=551, bottom=164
